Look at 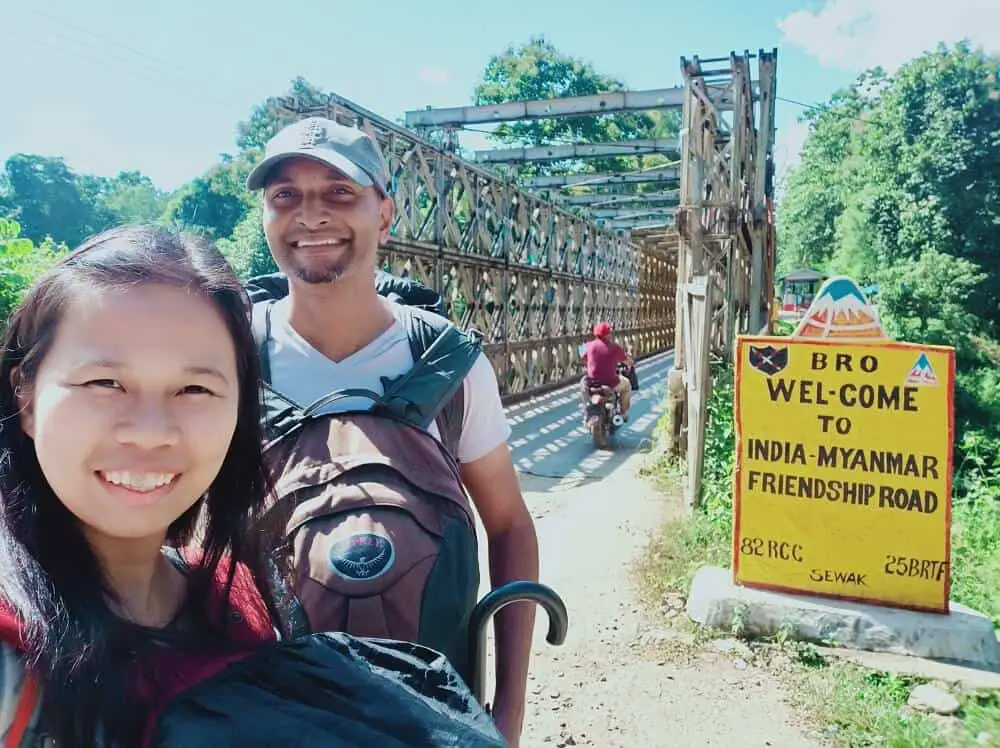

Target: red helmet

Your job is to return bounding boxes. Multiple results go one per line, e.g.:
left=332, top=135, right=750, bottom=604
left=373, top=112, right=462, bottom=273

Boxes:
left=593, top=321, right=612, bottom=338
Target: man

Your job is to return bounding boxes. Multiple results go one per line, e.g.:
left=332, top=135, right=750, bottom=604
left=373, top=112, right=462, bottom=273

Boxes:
left=245, top=117, right=538, bottom=746
left=581, top=321, right=633, bottom=420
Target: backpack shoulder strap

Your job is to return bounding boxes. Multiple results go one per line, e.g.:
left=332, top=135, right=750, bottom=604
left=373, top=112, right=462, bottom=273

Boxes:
left=383, top=304, right=482, bottom=458
left=250, top=301, right=317, bottom=448
left=251, top=300, right=274, bottom=385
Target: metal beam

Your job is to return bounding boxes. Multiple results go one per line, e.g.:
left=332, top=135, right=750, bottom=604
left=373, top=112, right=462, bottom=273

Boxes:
left=602, top=218, right=675, bottom=232
left=474, top=138, right=680, bottom=163
left=522, top=168, right=680, bottom=188
left=556, top=191, right=680, bottom=207
left=588, top=207, right=677, bottom=220
left=404, top=87, right=734, bottom=128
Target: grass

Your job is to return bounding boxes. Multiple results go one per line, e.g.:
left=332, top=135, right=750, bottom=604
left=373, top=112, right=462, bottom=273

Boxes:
left=784, top=649, right=1000, bottom=747
left=635, top=360, right=1000, bottom=747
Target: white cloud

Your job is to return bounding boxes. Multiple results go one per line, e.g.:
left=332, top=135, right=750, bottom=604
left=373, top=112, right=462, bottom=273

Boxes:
left=779, top=0, right=1000, bottom=72
left=417, top=66, right=452, bottom=85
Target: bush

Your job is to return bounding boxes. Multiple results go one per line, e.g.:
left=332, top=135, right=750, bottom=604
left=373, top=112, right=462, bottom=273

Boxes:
left=951, top=429, right=1000, bottom=626
left=0, top=218, right=67, bottom=324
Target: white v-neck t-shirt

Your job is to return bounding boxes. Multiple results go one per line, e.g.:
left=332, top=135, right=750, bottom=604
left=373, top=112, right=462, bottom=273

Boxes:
left=265, top=297, right=511, bottom=464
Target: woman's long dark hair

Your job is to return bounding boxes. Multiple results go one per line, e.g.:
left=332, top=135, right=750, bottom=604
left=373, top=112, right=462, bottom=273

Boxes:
left=0, top=225, right=279, bottom=746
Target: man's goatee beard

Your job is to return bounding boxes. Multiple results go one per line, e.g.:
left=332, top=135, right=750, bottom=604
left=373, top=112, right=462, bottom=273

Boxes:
left=295, top=266, right=346, bottom=284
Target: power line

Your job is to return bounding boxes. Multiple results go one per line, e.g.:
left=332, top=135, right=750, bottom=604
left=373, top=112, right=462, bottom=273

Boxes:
left=777, top=95, right=817, bottom=109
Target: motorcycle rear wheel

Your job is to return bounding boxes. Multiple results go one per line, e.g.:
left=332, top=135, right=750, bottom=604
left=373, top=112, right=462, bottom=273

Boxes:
left=591, top=418, right=609, bottom=449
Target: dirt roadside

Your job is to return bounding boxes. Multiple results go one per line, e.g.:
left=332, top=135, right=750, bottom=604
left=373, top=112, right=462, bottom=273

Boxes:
left=478, top=454, right=820, bottom=748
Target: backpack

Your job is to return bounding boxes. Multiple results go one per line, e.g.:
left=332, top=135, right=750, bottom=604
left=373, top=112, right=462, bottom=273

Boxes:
left=246, top=271, right=485, bottom=685
left=152, top=632, right=506, bottom=747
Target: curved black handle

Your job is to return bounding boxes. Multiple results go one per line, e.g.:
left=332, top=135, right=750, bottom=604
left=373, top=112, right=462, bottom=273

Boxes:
left=468, top=581, right=569, bottom=705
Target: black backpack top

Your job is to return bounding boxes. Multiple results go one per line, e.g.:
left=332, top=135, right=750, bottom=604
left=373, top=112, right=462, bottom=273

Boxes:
left=152, top=632, right=507, bottom=747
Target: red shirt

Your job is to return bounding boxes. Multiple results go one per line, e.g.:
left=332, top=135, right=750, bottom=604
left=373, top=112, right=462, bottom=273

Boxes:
left=582, top=338, right=627, bottom=387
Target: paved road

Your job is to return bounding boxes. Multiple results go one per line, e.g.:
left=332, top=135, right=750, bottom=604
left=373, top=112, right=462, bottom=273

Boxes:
left=504, top=351, right=674, bottom=482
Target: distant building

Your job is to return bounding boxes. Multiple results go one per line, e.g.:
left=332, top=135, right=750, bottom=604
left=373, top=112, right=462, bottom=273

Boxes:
left=778, top=268, right=828, bottom=321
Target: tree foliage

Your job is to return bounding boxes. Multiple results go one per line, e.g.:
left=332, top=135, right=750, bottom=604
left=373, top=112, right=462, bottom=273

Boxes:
left=0, top=156, right=170, bottom=247
left=779, top=42, right=1000, bottom=326
left=473, top=37, right=679, bottom=177
left=876, top=249, right=986, bottom=359
left=160, top=156, right=255, bottom=239
left=778, top=41, right=1000, bottom=487
left=0, top=218, right=67, bottom=323
left=216, top=199, right=276, bottom=281
left=1, top=154, right=107, bottom=247
left=237, top=77, right=328, bottom=156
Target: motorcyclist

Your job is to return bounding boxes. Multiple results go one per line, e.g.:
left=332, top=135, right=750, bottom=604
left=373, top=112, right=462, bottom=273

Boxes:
left=580, top=322, right=633, bottom=421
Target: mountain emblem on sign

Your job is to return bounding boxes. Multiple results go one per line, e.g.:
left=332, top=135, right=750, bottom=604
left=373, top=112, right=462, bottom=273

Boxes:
left=905, top=353, right=939, bottom=386
left=793, top=276, right=888, bottom=340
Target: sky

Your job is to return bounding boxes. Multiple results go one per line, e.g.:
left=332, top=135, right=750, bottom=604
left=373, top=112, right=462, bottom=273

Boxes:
left=1, top=0, right=998, bottom=193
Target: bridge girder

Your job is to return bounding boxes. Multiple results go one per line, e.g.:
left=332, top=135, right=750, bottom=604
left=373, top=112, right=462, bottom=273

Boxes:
left=555, top=190, right=680, bottom=207
left=523, top=168, right=680, bottom=188
left=473, top=138, right=680, bottom=164
left=404, top=87, right=734, bottom=128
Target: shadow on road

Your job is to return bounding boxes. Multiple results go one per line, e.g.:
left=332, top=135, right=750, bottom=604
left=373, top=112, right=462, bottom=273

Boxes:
left=504, top=352, right=673, bottom=488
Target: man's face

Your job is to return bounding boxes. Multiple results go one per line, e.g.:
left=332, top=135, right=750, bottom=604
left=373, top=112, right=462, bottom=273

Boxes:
left=261, top=157, right=392, bottom=286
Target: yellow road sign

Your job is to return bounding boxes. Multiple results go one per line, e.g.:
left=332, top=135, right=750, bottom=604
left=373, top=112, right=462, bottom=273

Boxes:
left=732, top=277, right=955, bottom=612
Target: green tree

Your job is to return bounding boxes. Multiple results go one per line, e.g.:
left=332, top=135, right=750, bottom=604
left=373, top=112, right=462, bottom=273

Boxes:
left=775, top=71, right=884, bottom=277
left=236, top=77, right=328, bottom=156
left=778, top=44, right=1000, bottom=326
left=216, top=200, right=277, bottom=281
left=1, top=154, right=104, bottom=246
left=860, top=43, right=1000, bottom=325
left=0, top=157, right=170, bottom=247
left=0, top=217, right=68, bottom=323
left=473, top=37, right=679, bottom=179
left=778, top=41, right=1000, bottom=481
left=161, top=156, right=255, bottom=239
left=877, top=249, right=986, bottom=356
left=99, top=171, right=170, bottom=224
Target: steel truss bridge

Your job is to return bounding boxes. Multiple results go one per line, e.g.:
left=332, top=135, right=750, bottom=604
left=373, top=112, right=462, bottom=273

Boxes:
left=270, top=49, right=778, bottom=504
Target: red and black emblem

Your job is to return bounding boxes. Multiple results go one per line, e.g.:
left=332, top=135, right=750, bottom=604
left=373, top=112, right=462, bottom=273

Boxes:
left=748, top=345, right=789, bottom=376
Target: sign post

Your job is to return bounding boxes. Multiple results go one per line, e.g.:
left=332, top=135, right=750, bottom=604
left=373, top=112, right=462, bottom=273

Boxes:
left=732, top=277, right=955, bottom=613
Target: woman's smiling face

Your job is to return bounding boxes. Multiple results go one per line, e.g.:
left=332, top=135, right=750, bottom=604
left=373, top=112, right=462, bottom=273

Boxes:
left=17, top=282, right=240, bottom=547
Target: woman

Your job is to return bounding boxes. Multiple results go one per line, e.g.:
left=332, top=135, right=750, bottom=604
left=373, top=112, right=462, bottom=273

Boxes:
left=0, top=225, right=283, bottom=746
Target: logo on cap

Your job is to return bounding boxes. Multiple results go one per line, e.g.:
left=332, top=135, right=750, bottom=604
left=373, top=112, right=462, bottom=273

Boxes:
left=300, top=119, right=329, bottom=148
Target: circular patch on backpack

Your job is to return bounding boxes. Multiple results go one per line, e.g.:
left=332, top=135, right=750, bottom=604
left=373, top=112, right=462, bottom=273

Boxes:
left=328, top=532, right=395, bottom=581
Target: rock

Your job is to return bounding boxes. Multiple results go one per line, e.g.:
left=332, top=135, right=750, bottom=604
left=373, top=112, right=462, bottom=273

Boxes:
left=907, top=684, right=961, bottom=715
left=712, top=638, right=752, bottom=657
left=975, top=732, right=993, bottom=746
left=712, top=638, right=738, bottom=653
left=687, top=566, right=1000, bottom=668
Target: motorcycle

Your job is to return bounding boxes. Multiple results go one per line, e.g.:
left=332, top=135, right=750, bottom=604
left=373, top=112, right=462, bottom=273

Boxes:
left=583, top=366, right=628, bottom=449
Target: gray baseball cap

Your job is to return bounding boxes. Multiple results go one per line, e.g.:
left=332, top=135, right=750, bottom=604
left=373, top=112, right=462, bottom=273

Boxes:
left=245, top=117, right=390, bottom=195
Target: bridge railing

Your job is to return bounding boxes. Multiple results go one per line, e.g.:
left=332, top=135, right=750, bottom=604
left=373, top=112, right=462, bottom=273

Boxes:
left=272, top=94, right=676, bottom=399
